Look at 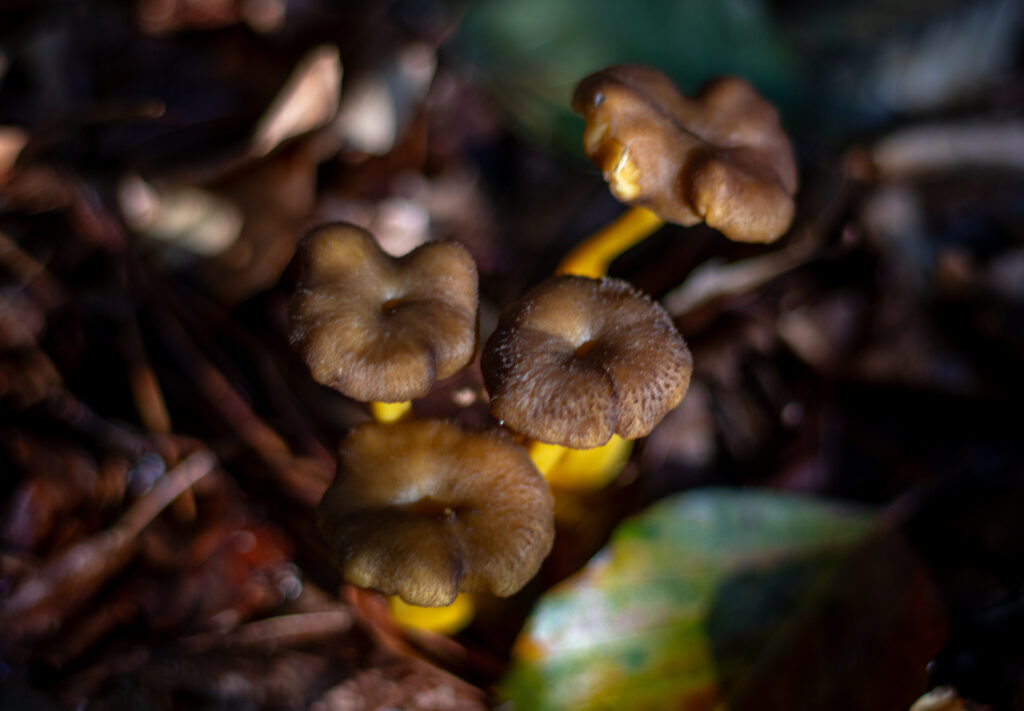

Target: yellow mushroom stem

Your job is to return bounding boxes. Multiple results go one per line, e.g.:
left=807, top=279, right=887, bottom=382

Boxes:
left=389, top=592, right=476, bottom=635
left=528, top=434, right=633, bottom=491
left=369, top=400, right=413, bottom=423
left=537, top=208, right=654, bottom=487
left=556, top=206, right=664, bottom=279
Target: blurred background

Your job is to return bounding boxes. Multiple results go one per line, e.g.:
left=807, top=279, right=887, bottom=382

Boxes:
left=1, top=1, right=1023, bottom=709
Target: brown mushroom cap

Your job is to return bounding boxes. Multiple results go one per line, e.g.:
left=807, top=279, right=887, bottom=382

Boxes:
left=317, top=419, right=554, bottom=606
left=572, top=65, right=798, bottom=243
left=482, top=275, right=692, bottom=449
left=288, top=223, right=478, bottom=402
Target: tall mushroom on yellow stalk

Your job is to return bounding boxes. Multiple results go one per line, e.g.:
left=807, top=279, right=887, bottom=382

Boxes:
left=519, top=65, right=796, bottom=489
left=560, top=65, right=799, bottom=278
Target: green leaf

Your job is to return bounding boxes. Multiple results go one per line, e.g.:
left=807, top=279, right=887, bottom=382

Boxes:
left=453, top=0, right=799, bottom=150
left=502, top=489, right=946, bottom=711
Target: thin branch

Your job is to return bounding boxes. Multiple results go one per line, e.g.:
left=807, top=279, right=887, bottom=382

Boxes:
left=0, top=449, right=217, bottom=641
left=179, top=610, right=354, bottom=652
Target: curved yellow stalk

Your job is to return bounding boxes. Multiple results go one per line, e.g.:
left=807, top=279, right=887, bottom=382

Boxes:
left=533, top=208, right=654, bottom=488
left=556, top=206, right=664, bottom=279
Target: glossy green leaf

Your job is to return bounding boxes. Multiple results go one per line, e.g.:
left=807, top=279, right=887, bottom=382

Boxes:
left=502, top=489, right=946, bottom=711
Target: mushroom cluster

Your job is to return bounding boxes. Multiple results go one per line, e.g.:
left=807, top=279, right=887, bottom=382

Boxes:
left=289, top=223, right=556, bottom=608
left=289, top=63, right=797, bottom=620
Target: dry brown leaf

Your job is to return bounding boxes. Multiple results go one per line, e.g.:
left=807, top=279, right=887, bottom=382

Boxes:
left=252, top=45, right=342, bottom=157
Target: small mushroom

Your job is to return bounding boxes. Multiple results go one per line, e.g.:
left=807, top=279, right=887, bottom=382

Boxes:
left=482, top=275, right=692, bottom=449
left=573, top=65, right=798, bottom=243
left=289, top=223, right=478, bottom=402
left=317, top=419, right=555, bottom=606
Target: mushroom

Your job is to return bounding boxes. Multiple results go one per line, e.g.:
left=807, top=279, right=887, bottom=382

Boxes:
left=572, top=65, right=798, bottom=244
left=482, top=275, right=692, bottom=449
left=317, top=419, right=555, bottom=606
left=288, top=223, right=478, bottom=403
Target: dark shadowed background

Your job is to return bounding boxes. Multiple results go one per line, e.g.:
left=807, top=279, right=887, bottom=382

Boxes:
left=1, top=1, right=1023, bottom=709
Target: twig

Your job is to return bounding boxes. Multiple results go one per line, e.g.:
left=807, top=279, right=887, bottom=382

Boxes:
left=0, top=449, right=217, bottom=642
left=871, top=120, right=1024, bottom=178
left=0, top=229, right=65, bottom=308
left=121, top=315, right=196, bottom=520
left=42, top=386, right=169, bottom=458
left=135, top=255, right=335, bottom=464
left=155, top=305, right=292, bottom=458
left=150, top=299, right=331, bottom=505
left=664, top=167, right=859, bottom=319
left=179, top=610, right=353, bottom=652
left=0, top=288, right=175, bottom=458
left=663, top=236, right=818, bottom=317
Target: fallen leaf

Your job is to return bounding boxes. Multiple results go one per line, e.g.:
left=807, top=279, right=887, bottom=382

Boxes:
left=118, top=175, right=243, bottom=256
left=332, top=43, right=436, bottom=156
left=251, top=45, right=342, bottom=157
left=502, top=489, right=946, bottom=711
left=910, top=686, right=992, bottom=711
left=0, top=126, right=28, bottom=181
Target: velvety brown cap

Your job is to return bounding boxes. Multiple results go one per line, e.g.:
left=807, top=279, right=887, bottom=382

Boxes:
left=288, top=223, right=478, bottom=402
left=317, top=419, right=555, bottom=606
left=482, top=275, right=692, bottom=449
left=572, top=65, right=798, bottom=243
